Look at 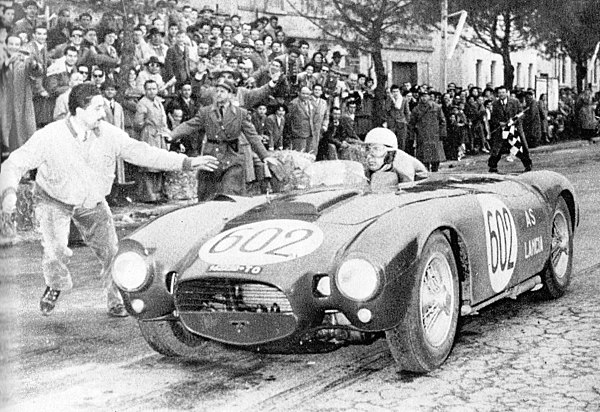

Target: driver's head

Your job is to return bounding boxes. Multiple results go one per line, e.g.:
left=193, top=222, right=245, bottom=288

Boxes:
left=364, top=128, right=398, bottom=172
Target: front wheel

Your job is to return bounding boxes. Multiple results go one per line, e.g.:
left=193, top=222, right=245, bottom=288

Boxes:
left=138, top=319, right=218, bottom=359
left=386, top=231, right=460, bottom=373
left=538, top=197, right=573, bottom=299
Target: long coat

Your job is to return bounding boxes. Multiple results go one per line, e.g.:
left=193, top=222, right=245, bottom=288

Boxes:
left=311, top=96, right=330, bottom=152
left=265, top=114, right=285, bottom=150
left=134, top=96, right=170, bottom=150
left=164, top=45, right=191, bottom=87
left=0, top=52, right=42, bottom=156
left=409, top=100, right=447, bottom=163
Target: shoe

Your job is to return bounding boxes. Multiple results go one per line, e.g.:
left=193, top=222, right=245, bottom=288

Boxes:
left=488, top=168, right=498, bottom=173
left=40, top=287, right=61, bottom=316
left=108, top=304, right=128, bottom=318
left=523, top=166, right=532, bottom=172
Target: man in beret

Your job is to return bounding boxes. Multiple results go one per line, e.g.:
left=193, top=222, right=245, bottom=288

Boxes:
left=170, top=79, right=281, bottom=200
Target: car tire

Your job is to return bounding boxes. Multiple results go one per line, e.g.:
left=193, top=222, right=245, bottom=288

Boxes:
left=538, top=197, right=573, bottom=299
left=385, top=231, right=460, bottom=373
left=138, top=319, right=216, bottom=358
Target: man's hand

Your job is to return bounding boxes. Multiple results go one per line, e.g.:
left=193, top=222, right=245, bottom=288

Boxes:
left=190, top=155, right=219, bottom=172
left=1, top=190, right=17, bottom=214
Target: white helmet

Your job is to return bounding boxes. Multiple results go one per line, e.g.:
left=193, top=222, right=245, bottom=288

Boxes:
left=364, top=128, right=398, bottom=150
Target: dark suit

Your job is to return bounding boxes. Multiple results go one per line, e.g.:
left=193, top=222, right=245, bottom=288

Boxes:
left=265, top=114, right=285, bottom=150
left=164, top=45, right=191, bottom=87
left=488, top=97, right=531, bottom=171
left=385, top=95, right=411, bottom=150
left=317, top=115, right=360, bottom=160
left=171, top=102, right=270, bottom=200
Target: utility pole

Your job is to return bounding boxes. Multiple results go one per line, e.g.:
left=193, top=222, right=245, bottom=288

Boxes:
left=441, top=0, right=448, bottom=92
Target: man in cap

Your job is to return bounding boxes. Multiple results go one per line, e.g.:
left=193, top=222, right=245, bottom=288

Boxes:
left=170, top=79, right=281, bottom=201
left=409, top=89, right=447, bottom=172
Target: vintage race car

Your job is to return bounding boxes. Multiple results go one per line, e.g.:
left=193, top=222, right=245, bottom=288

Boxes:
left=112, top=160, right=578, bottom=372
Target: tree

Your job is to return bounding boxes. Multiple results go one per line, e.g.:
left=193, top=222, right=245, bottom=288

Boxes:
left=285, top=0, right=440, bottom=126
left=450, top=0, right=541, bottom=88
left=538, top=0, right=600, bottom=92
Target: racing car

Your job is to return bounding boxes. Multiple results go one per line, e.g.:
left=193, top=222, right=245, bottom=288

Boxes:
left=112, top=160, right=577, bottom=372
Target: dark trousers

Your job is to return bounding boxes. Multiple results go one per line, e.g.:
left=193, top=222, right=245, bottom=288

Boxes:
left=197, top=164, right=245, bottom=201
left=487, top=133, right=532, bottom=170
left=392, top=122, right=408, bottom=151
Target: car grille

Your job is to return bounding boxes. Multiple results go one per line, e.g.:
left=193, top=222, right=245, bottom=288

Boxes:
left=176, top=278, right=293, bottom=314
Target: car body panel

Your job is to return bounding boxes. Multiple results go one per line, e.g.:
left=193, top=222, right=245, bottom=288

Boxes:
left=114, top=166, right=578, bottom=349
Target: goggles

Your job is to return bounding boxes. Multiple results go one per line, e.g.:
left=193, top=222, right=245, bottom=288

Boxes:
left=366, top=143, right=392, bottom=157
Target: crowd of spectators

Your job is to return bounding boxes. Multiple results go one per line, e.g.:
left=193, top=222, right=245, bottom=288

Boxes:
left=1, top=0, right=598, bottom=202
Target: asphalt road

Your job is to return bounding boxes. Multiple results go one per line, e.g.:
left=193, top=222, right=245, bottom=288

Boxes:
left=1, top=140, right=599, bottom=412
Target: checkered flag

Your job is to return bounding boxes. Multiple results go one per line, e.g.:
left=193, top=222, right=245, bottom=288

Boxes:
left=502, top=110, right=526, bottom=156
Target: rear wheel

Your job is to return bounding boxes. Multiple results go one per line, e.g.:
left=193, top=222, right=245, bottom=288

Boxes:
left=386, top=231, right=459, bottom=373
left=138, top=319, right=217, bottom=358
left=539, top=197, right=573, bottom=299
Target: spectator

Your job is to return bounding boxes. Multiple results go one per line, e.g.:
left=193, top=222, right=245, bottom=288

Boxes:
left=164, top=30, right=191, bottom=88
left=53, top=70, right=85, bottom=120
left=538, top=93, right=550, bottom=143
left=409, top=90, right=447, bottom=172
left=134, top=79, right=171, bottom=203
left=311, top=83, right=330, bottom=153
left=1, top=34, right=42, bottom=159
left=317, top=106, right=360, bottom=160
left=27, top=25, right=50, bottom=127
left=47, top=8, right=72, bottom=51
left=146, top=27, right=168, bottom=64
left=523, top=91, right=542, bottom=148
left=45, top=45, right=79, bottom=121
left=488, top=85, right=532, bottom=173
left=77, top=12, right=93, bottom=30
left=91, top=67, right=106, bottom=89
left=136, top=56, right=173, bottom=95
left=286, top=86, right=317, bottom=152
left=132, top=25, right=153, bottom=68
left=101, top=79, right=124, bottom=129
left=385, top=84, right=411, bottom=151
left=265, top=103, right=286, bottom=150
left=577, top=91, right=598, bottom=144
left=0, top=83, right=218, bottom=317
left=95, top=29, right=120, bottom=72
left=166, top=82, right=198, bottom=154
left=13, top=0, right=38, bottom=38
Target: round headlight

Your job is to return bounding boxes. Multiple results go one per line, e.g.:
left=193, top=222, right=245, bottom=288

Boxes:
left=112, top=251, right=149, bottom=292
left=336, top=258, right=380, bottom=301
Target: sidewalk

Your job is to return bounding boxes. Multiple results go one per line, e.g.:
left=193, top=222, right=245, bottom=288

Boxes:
left=1, top=137, right=597, bottom=247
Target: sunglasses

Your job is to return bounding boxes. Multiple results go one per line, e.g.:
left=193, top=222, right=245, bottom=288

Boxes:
left=93, top=73, right=104, bottom=77
left=149, top=63, right=160, bottom=67
left=72, top=33, right=83, bottom=38
left=321, top=69, right=329, bottom=73
left=79, top=69, right=89, bottom=74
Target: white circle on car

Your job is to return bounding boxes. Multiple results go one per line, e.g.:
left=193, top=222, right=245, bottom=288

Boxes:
left=477, top=195, right=518, bottom=292
left=199, top=219, right=324, bottom=265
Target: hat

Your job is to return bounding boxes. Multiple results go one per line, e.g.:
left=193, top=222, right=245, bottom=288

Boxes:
left=332, top=51, right=344, bottom=59
left=145, top=56, right=164, bottom=66
left=201, top=6, right=214, bottom=13
left=447, top=82, right=456, bottom=90
left=147, top=27, right=165, bottom=37
left=215, top=78, right=236, bottom=94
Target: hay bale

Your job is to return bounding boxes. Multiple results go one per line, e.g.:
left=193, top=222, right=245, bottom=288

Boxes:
left=164, top=170, right=198, bottom=200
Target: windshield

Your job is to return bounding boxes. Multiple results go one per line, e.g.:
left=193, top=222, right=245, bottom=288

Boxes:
left=270, top=150, right=369, bottom=193
left=305, top=160, right=369, bottom=189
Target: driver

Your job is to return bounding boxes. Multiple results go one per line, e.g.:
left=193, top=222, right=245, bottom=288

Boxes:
left=364, top=128, right=429, bottom=187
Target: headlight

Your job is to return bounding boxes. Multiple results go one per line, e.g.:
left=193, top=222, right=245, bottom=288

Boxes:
left=336, top=258, right=380, bottom=301
left=112, top=251, right=149, bottom=292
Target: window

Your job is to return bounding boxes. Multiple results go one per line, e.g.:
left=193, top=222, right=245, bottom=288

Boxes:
left=516, top=62, right=522, bottom=86
left=476, top=59, right=483, bottom=88
left=490, top=61, right=497, bottom=86
left=561, top=55, right=567, bottom=84
left=528, top=63, right=533, bottom=89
